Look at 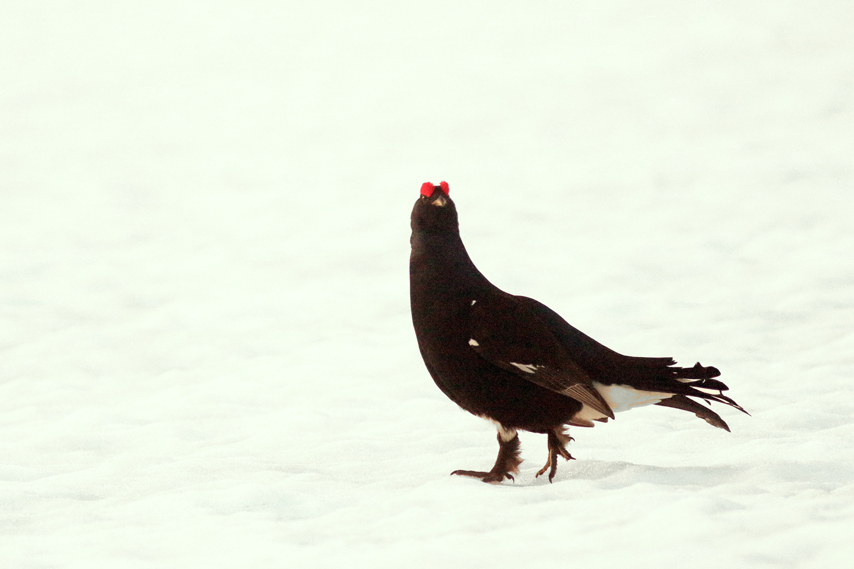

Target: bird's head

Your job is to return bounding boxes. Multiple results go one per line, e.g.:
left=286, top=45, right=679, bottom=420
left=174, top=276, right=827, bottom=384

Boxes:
left=411, top=181, right=459, bottom=234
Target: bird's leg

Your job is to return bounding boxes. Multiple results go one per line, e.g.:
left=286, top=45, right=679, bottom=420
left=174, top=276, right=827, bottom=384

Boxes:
left=536, top=428, right=574, bottom=483
left=451, top=427, right=522, bottom=483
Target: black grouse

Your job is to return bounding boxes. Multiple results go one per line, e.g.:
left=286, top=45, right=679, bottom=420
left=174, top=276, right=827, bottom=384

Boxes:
left=410, top=181, right=747, bottom=483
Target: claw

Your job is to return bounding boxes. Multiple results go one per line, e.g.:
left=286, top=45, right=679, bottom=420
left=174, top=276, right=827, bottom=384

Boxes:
left=450, top=431, right=522, bottom=484
left=451, top=469, right=488, bottom=478
left=535, top=457, right=551, bottom=479
left=537, top=429, right=575, bottom=482
left=451, top=469, right=515, bottom=483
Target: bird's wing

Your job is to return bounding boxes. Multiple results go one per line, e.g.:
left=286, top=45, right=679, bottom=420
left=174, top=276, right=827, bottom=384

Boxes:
left=514, top=295, right=677, bottom=371
left=468, top=294, right=614, bottom=419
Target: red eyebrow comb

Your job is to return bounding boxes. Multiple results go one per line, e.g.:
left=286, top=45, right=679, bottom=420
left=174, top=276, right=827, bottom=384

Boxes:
left=420, top=181, right=450, bottom=197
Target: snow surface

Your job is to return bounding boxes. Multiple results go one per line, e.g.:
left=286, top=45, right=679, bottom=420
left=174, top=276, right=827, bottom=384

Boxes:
left=2, top=1, right=853, bottom=567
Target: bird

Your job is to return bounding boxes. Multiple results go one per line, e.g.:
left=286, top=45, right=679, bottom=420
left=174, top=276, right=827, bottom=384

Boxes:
left=409, top=181, right=747, bottom=483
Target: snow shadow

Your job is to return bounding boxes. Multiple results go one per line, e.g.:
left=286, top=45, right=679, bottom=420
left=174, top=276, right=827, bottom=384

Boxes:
left=531, top=460, right=743, bottom=489
left=522, top=458, right=854, bottom=494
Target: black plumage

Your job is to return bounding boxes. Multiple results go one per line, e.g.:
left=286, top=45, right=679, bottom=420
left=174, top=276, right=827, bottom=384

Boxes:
left=409, top=181, right=747, bottom=483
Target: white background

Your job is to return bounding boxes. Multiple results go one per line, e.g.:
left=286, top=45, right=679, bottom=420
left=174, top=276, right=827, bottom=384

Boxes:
left=1, top=1, right=852, bottom=567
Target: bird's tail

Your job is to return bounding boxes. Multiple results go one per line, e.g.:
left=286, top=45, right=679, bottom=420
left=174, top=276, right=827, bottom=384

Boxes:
left=654, top=362, right=749, bottom=431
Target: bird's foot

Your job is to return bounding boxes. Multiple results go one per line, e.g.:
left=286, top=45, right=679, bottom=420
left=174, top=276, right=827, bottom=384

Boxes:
left=535, top=428, right=574, bottom=483
left=451, top=431, right=522, bottom=484
left=451, top=469, right=515, bottom=483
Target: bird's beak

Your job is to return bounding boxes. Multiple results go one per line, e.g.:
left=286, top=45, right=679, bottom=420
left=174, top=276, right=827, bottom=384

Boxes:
left=431, top=195, right=447, bottom=207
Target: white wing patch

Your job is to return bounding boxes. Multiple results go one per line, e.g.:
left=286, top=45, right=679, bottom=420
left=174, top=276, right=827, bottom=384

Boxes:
left=510, top=362, right=541, bottom=374
left=468, top=338, right=480, bottom=347
left=471, top=299, right=477, bottom=306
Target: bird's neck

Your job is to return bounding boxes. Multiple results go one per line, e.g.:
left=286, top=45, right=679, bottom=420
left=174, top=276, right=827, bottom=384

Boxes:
left=410, top=230, right=492, bottom=295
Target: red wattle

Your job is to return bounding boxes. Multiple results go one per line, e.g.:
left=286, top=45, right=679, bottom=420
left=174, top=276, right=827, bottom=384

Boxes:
left=420, top=182, right=435, bottom=197
left=439, top=181, right=450, bottom=195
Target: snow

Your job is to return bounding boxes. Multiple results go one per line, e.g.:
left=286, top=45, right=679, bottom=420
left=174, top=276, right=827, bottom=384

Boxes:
left=1, top=1, right=853, bottom=567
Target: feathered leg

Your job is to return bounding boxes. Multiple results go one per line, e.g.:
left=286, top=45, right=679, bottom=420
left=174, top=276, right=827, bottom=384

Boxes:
left=452, top=427, right=522, bottom=483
